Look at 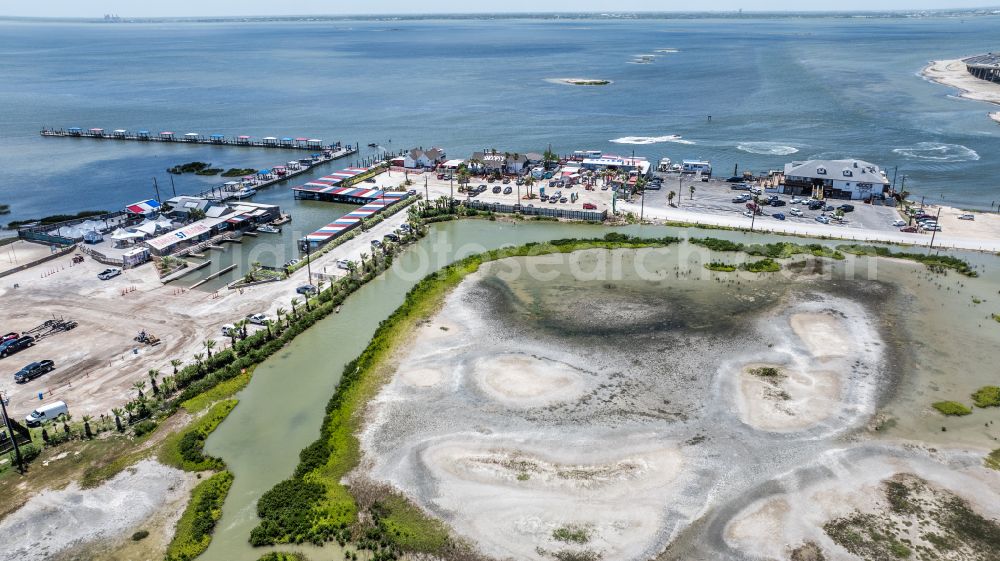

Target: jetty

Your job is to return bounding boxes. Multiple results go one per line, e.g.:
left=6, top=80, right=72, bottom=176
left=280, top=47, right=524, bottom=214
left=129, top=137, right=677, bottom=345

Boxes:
left=300, top=191, right=409, bottom=251
left=41, top=127, right=347, bottom=151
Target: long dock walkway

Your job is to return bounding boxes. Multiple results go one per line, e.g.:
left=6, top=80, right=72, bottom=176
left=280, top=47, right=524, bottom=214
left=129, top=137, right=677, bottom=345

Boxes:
left=301, top=191, right=410, bottom=251
left=41, top=127, right=350, bottom=152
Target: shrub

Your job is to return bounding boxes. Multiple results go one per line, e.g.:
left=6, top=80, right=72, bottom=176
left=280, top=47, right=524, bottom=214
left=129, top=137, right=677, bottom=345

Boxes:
left=257, top=553, right=310, bottom=561
left=986, top=449, right=1000, bottom=471
left=741, top=258, right=781, bottom=273
left=971, top=386, right=1000, bottom=408
left=705, top=262, right=736, bottom=272
left=133, top=420, right=157, bottom=437
left=165, top=471, right=233, bottom=561
left=932, top=401, right=972, bottom=416
left=132, top=530, right=150, bottom=541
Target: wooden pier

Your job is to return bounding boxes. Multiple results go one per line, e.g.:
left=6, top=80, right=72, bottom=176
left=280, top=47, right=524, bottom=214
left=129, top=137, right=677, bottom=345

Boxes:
left=40, top=127, right=349, bottom=152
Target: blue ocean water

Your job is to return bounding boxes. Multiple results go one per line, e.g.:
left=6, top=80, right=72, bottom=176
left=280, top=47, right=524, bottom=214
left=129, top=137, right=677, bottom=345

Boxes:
left=1, top=15, right=999, bottom=224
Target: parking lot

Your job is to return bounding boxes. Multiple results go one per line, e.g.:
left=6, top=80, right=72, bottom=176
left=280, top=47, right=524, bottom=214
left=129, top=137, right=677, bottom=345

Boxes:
left=636, top=174, right=902, bottom=233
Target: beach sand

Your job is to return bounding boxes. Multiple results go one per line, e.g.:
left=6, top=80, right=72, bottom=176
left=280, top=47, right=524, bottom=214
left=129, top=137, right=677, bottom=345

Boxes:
left=923, top=59, right=1000, bottom=123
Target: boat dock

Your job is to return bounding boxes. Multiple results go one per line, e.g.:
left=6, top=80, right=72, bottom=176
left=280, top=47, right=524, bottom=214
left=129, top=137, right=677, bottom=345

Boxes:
left=300, top=191, right=410, bottom=251
left=41, top=127, right=348, bottom=151
left=291, top=166, right=382, bottom=202
left=191, top=146, right=358, bottom=203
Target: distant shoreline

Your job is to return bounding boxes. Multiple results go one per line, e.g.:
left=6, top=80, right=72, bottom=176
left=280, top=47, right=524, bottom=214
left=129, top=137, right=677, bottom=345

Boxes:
left=922, top=58, right=1000, bottom=125
left=2, top=8, right=999, bottom=24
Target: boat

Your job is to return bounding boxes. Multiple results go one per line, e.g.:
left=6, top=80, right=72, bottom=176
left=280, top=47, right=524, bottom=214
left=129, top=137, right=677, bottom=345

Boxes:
left=367, top=142, right=378, bottom=148
left=233, top=187, right=256, bottom=199
left=256, top=224, right=280, bottom=234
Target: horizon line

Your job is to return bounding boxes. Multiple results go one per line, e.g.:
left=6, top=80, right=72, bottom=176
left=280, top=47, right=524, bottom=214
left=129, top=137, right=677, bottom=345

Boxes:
left=3, top=6, right=1000, bottom=21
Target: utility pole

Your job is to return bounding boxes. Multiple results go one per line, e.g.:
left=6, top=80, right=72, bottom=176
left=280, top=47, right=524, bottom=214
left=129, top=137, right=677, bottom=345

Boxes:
left=449, top=176, right=454, bottom=211
left=169, top=175, right=177, bottom=198
left=640, top=184, right=646, bottom=222
left=0, top=391, right=25, bottom=475
left=928, top=207, right=942, bottom=253
left=305, top=240, right=313, bottom=285
left=152, top=177, right=161, bottom=204
left=424, top=176, right=429, bottom=207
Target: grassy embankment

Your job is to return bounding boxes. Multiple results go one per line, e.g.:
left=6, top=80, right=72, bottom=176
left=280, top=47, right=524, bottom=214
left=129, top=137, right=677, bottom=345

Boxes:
left=693, top=237, right=843, bottom=273
left=249, top=233, right=681, bottom=559
left=836, top=244, right=978, bottom=277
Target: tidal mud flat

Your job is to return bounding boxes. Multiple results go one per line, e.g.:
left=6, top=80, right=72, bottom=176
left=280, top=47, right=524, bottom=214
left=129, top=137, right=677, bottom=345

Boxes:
left=356, top=248, right=1000, bottom=561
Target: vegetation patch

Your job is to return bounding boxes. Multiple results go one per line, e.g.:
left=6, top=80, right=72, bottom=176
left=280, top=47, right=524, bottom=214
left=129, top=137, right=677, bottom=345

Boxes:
left=705, top=262, right=736, bottom=272
left=180, top=368, right=252, bottom=413
left=689, top=237, right=844, bottom=260
left=825, top=474, right=1000, bottom=561
left=222, top=168, right=258, bottom=177
left=985, top=449, right=1000, bottom=471
left=256, top=553, right=310, bottom=561
left=932, top=401, right=972, bottom=416
left=168, top=161, right=214, bottom=174
left=159, top=400, right=236, bottom=471
left=131, top=530, right=150, bottom=541
left=971, top=386, right=1000, bottom=408
left=7, top=209, right=109, bottom=230
left=249, top=234, right=682, bottom=557
left=741, top=258, right=781, bottom=273
left=553, top=524, right=591, bottom=544
left=749, top=366, right=784, bottom=379
left=837, top=244, right=977, bottom=277
left=165, top=470, right=234, bottom=561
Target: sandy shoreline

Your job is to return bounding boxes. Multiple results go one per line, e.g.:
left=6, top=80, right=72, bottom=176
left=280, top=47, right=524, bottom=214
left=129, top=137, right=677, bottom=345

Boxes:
left=922, top=58, right=1000, bottom=123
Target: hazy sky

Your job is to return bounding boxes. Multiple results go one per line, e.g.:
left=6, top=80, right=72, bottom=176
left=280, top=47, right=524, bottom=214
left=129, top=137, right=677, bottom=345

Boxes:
left=2, top=1, right=996, bottom=18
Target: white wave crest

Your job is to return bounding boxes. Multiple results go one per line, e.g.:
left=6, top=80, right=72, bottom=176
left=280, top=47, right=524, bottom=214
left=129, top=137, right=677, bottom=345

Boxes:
left=892, top=142, right=980, bottom=162
left=736, top=142, right=800, bottom=156
left=610, top=135, right=695, bottom=145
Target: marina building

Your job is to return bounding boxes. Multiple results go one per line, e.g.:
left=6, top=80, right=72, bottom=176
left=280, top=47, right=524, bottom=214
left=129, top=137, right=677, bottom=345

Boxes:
left=469, top=151, right=529, bottom=174
left=144, top=200, right=281, bottom=255
left=401, top=147, right=446, bottom=169
left=780, top=159, right=890, bottom=200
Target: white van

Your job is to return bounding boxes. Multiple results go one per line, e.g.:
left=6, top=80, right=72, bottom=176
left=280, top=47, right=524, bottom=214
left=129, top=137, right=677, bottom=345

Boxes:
left=25, top=401, right=68, bottom=427
left=221, top=324, right=237, bottom=337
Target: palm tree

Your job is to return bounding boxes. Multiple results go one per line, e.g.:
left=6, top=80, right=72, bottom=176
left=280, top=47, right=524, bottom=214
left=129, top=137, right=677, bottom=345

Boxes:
left=276, top=307, right=287, bottom=328
left=148, top=369, right=160, bottom=396
left=170, top=359, right=182, bottom=375
left=234, top=319, right=249, bottom=339
left=346, top=261, right=358, bottom=279
left=133, top=380, right=146, bottom=400
left=203, top=339, right=216, bottom=358
left=83, top=415, right=93, bottom=439
left=668, top=191, right=676, bottom=207
left=193, top=352, right=205, bottom=372
left=264, top=319, right=274, bottom=339
left=290, top=298, right=300, bottom=319
left=689, top=185, right=696, bottom=200
left=360, top=252, right=369, bottom=273
left=161, top=375, right=174, bottom=396
left=123, top=402, right=137, bottom=424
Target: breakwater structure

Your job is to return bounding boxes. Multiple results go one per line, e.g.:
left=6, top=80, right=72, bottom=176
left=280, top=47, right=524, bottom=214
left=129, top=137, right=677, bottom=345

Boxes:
left=40, top=126, right=350, bottom=152
left=963, top=53, right=1000, bottom=84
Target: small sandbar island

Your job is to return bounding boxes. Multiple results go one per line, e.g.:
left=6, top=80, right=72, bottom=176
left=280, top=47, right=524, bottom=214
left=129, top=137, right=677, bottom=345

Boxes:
left=548, top=77, right=612, bottom=86
left=923, top=54, right=1000, bottom=123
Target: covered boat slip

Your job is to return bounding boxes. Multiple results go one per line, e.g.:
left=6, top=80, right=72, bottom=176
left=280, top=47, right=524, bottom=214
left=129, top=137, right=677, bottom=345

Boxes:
left=300, top=191, right=409, bottom=250
left=291, top=166, right=374, bottom=202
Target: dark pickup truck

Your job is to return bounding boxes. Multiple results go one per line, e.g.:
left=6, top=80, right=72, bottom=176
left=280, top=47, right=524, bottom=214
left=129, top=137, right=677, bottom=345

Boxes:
left=14, top=360, right=54, bottom=383
left=0, top=336, right=34, bottom=358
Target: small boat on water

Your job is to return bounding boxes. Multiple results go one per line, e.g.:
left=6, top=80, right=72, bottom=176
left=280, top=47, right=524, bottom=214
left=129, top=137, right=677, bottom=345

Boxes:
left=256, top=224, right=280, bottom=234
left=367, top=143, right=378, bottom=148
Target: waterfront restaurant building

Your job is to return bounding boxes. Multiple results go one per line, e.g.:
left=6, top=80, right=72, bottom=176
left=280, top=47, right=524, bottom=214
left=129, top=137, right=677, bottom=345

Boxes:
left=780, top=159, right=890, bottom=201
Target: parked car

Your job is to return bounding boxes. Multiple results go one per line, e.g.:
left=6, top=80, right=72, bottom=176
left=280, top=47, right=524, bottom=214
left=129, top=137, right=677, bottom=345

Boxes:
left=336, top=259, right=352, bottom=270
left=732, top=196, right=751, bottom=203
left=900, top=226, right=919, bottom=233
left=769, top=200, right=786, bottom=207
left=742, top=210, right=754, bottom=218
left=582, top=203, right=597, bottom=210
left=384, top=233, right=400, bottom=242
left=924, top=225, right=942, bottom=231
left=731, top=183, right=751, bottom=191
left=815, top=215, right=831, bottom=224
left=246, top=313, right=269, bottom=326
left=503, top=186, right=512, bottom=195
left=0, top=336, right=34, bottom=358
left=823, top=205, right=835, bottom=212
left=808, top=201, right=825, bottom=211
left=892, top=219, right=907, bottom=227
left=958, top=214, right=975, bottom=221
left=790, top=197, right=805, bottom=204
left=502, top=178, right=511, bottom=184
left=560, top=197, right=568, bottom=203
left=437, top=173, right=445, bottom=180
left=492, top=186, right=502, bottom=194
left=24, top=401, right=68, bottom=427
left=370, top=239, right=383, bottom=248
left=789, top=208, right=803, bottom=217
left=221, top=324, right=238, bottom=337
left=296, top=284, right=318, bottom=296
left=772, top=213, right=786, bottom=221
left=1, top=332, right=18, bottom=344
left=14, top=360, right=55, bottom=383
left=407, top=189, right=417, bottom=196
left=97, top=268, right=122, bottom=280
left=838, top=204, right=855, bottom=213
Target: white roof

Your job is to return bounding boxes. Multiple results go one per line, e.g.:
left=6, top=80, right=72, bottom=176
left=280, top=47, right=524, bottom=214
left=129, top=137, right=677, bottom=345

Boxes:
left=784, top=159, right=888, bottom=185
left=205, top=205, right=229, bottom=218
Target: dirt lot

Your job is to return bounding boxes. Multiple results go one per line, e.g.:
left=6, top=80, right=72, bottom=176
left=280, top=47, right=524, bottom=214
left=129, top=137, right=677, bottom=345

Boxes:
left=0, top=196, right=412, bottom=421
